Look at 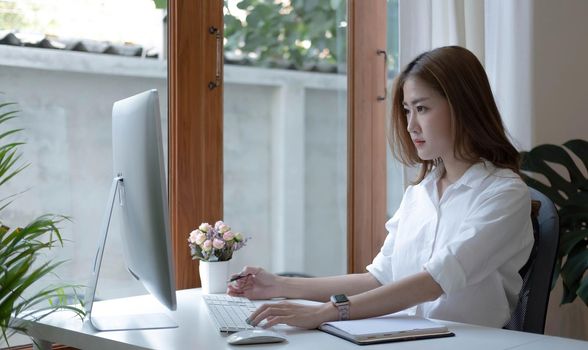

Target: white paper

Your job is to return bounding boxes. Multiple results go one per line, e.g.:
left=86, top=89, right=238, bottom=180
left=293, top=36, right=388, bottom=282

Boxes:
left=321, top=315, right=446, bottom=336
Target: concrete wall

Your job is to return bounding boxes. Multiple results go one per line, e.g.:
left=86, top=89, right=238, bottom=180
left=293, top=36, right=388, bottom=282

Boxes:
left=0, top=47, right=169, bottom=301
left=0, top=46, right=347, bottom=308
left=221, top=65, right=348, bottom=278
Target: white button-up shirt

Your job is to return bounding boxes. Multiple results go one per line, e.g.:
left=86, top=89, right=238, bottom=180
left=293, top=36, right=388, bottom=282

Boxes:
left=366, top=161, right=534, bottom=327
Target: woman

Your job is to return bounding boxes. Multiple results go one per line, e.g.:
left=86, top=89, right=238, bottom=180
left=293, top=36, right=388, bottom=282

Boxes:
left=228, top=46, right=534, bottom=329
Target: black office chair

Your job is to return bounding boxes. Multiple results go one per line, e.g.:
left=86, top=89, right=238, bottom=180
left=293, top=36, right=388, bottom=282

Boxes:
left=504, top=187, right=559, bottom=334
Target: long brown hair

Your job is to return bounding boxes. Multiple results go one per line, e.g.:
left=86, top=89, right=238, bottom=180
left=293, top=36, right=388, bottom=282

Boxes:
left=390, top=46, right=520, bottom=184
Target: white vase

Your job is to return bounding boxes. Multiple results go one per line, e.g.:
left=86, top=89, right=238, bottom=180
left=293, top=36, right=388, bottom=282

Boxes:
left=199, top=260, right=230, bottom=294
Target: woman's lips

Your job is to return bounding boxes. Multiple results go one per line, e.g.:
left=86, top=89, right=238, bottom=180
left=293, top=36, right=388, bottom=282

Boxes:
left=414, top=140, right=425, bottom=147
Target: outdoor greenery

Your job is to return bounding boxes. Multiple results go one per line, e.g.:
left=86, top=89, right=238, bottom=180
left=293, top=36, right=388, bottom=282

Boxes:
left=154, top=0, right=348, bottom=71
left=0, top=2, right=29, bottom=30
left=520, top=139, right=588, bottom=306
left=8, top=0, right=399, bottom=74
left=152, top=0, right=167, bottom=9
left=224, top=0, right=346, bottom=71
left=0, top=100, right=84, bottom=345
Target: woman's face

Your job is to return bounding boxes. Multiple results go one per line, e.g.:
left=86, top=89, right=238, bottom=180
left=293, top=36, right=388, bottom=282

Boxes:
left=402, top=77, right=454, bottom=162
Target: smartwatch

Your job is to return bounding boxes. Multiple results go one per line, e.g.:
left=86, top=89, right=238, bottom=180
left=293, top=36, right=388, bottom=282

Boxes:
left=330, top=294, right=350, bottom=321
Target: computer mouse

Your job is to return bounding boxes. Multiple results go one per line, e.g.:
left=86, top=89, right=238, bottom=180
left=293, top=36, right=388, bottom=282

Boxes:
left=226, top=329, right=287, bottom=345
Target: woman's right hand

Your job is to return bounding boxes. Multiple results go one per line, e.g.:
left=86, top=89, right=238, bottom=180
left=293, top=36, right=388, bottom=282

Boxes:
left=226, top=266, right=282, bottom=300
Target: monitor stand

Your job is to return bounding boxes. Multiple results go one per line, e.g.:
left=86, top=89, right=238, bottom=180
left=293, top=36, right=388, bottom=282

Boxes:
left=84, top=176, right=177, bottom=331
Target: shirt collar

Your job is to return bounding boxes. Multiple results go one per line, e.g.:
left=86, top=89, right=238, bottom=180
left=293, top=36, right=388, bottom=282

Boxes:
left=420, top=159, right=496, bottom=189
left=453, top=160, right=496, bottom=189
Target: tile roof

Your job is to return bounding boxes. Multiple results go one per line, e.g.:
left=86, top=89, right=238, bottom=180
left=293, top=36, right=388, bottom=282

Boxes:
left=0, top=32, right=159, bottom=58
left=0, top=31, right=341, bottom=73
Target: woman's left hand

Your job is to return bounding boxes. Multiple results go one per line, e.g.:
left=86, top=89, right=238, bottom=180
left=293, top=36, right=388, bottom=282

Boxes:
left=247, top=301, right=338, bottom=329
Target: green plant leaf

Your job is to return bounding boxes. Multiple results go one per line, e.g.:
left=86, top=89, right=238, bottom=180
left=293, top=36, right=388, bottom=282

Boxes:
left=522, top=150, right=574, bottom=206
left=0, top=102, right=17, bottom=109
left=558, top=229, right=588, bottom=262
left=0, top=128, right=23, bottom=141
left=0, top=100, right=84, bottom=344
left=520, top=139, right=588, bottom=306
left=225, top=0, right=341, bottom=72
left=561, top=282, right=577, bottom=304
left=237, top=0, right=255, bottom=11
left=152, top=0, right=167, bottom=9
left=565, top=140, right=588, bottom=175
left=0, top=109, right=19, bottom=125
left=561, top=245, right=588, bottom=285
left=304, top=0, right=320, bottom=12
left=578, top=276, right=588, bottom=305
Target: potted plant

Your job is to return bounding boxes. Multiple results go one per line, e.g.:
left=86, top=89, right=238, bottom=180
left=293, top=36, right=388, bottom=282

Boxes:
left=188, top=220, right=248, bottom=294
left=520, top=139, right=588, bottom=305
left=0, top=100, right=84, bottom=346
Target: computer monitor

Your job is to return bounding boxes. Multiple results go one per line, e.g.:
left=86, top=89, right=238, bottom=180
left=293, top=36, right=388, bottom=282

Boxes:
left=84, top=89, right=177, bottom=331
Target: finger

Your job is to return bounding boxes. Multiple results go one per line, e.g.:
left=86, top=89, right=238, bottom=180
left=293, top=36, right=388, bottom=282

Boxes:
left=241, top=266, right=261, bottom=276
left=263, top=315, right=293, bottom=328
left=227, top=281, right=246, bottom=293
left=236, top=275, right=253, bottom=288
left=229, top=275, right=254, bottom=292
left=226, top=285, right=244, bottom=296
left=247, top=303, right=271, bottom=324
left=228, top=272, right=241, bottom=280
left=228, top=266, right=258, bottom=286
left=249, top=303, right=280, bottom=326
left=250, top=305, right=292, bottom=326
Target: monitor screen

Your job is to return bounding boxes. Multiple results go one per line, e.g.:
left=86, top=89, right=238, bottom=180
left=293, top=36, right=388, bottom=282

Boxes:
left=85, top=89, right=177, bottom=331
left=112, top=89, right=176, bottom=311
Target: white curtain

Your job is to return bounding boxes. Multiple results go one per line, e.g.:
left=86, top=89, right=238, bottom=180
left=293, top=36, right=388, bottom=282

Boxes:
left=485, top=0, right=534, bottom=151
left=398, top=0, right=484, bottom=68
left=398, top=0, right=532, bottom=160
left=397, top=0, right=484, bottom=187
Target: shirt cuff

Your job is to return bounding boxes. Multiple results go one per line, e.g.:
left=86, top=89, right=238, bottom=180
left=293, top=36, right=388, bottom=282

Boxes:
left=424, top=249, right=467, bottom=295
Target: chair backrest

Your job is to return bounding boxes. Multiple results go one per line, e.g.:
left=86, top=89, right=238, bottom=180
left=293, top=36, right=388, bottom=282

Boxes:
left=504, top=187, right=559, bottom=334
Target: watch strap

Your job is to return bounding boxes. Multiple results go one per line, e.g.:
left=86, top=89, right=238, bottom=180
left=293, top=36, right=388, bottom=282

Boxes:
left=330, top=294, right=350, bottom=321
left=337, top=302, right=350, bottom=321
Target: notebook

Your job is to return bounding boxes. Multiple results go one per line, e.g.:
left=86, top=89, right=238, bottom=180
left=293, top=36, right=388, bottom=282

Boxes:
left=319, top=315, right=455, bottom=345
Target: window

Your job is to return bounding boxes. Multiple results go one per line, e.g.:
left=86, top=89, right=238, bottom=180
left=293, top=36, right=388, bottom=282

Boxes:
left=1, top=3, right=398, bottom=344
left=0, top=0, right=167, bottom=322
left=0, top=0, right=164, bottom=56
left=222, top=0, right=348, bottom=277
left=169, top=0, right=394, bottom=288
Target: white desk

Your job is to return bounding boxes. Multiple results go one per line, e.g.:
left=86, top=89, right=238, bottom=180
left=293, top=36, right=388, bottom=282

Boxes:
left=16, top=289, right=588, bottom=350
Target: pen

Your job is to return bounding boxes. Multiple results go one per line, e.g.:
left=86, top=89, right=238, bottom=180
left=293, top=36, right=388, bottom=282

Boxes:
left=227, top=273, right=252, bottom=283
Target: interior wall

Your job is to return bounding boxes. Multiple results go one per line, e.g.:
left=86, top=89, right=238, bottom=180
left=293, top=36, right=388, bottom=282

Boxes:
left=532, top=0, right=588, bottom=146
left=531, top=0, right=588, bottom=340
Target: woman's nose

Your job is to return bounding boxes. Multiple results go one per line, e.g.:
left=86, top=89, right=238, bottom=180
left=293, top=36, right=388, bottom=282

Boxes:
left=406, top=113, right=417, bottom=133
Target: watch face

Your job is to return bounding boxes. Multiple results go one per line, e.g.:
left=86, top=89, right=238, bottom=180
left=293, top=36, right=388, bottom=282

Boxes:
left=332, top=294, right=349, bottom=303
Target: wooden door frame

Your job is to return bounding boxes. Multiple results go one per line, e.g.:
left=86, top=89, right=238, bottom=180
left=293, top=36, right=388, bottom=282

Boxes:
left=168, top=0, right=388, bottom=288
left=168, top=0, right=224, bottom=290
left=347, top=0, right=388, bottom=273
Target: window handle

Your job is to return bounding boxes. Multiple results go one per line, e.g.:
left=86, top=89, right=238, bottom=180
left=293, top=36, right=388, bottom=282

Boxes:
left=208, top=26, right=222, bottom=90
left=377, top=49, right=387, bottom=101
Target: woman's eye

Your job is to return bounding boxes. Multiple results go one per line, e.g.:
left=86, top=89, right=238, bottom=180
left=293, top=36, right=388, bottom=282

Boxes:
left=403, top=108, right=410, bottom=115
left=416, top=106, right=427, bottom=113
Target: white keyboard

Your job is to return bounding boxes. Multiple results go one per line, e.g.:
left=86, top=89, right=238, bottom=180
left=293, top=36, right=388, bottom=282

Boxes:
left=203, top=294, right=257, bottom=332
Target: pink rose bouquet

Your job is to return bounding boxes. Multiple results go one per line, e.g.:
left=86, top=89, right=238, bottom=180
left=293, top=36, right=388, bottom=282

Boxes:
left=188, top=220, right=248, bottom=262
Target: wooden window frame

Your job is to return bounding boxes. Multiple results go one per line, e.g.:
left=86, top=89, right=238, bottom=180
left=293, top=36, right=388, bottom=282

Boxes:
left=168, top=0, right=387, bottom=289
left=168, top=1, right=223, bottom=289
left=347, top=0, right=388, bottom=273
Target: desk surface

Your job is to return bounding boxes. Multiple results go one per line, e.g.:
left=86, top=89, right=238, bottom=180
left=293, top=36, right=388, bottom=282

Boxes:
left=18, top=289, right=588, bottom=350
